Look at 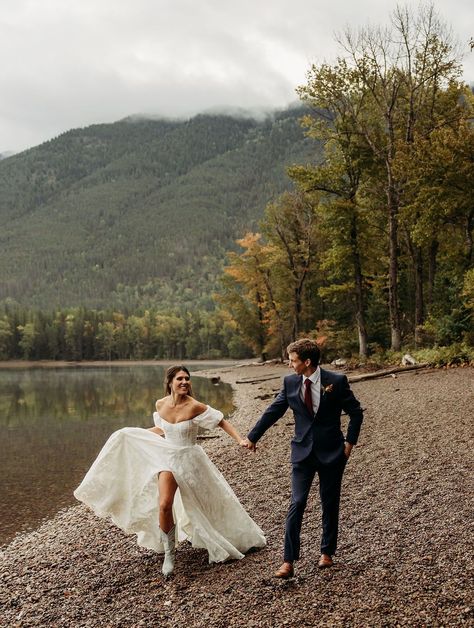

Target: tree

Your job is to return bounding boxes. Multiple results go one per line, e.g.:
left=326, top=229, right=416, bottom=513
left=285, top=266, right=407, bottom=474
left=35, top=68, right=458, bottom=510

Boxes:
left=298, top=3, right=465, bottom=349
left=17, top=322, right=37, bottom=359
left=0, top=318, right=12, bottom=359
left=220, top=192, right=320, bottom=358
left=290, top=94, right=374, bottom=356
left=220, top=233, right=274, bottom=360
left=262, top=191, right=319, bottom=340
left=96, top=321, right=115, bottom=360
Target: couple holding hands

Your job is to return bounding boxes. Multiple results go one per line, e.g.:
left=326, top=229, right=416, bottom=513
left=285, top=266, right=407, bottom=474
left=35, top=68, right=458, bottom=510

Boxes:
left=75, top=338, right=363, bottom=579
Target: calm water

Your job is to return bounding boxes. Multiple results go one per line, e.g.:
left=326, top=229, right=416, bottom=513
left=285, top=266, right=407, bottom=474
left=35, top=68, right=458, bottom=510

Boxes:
left=0, top=364, right=235, bottom=546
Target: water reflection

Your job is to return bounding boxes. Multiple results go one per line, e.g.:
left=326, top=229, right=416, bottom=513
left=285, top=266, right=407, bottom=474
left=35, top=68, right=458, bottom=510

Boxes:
left=0, top=365, right=234, bottom=546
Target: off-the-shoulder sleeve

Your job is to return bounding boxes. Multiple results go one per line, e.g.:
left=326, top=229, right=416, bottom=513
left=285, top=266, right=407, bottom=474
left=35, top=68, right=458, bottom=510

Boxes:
left=193, top=406, right=223, bottom=430
left=153, top=411, right=162, bottom=428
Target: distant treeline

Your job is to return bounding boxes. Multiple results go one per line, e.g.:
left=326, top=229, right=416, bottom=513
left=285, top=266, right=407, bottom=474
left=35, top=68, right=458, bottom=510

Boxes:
left=0, top=305, right=252, bottom=361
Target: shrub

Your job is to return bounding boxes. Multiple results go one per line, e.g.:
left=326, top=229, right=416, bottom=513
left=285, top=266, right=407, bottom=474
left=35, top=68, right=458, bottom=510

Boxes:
left=412, top=343, right=474, bottom=367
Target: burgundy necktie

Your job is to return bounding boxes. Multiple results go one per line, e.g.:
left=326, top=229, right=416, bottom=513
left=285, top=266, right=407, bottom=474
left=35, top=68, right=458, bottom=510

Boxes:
left=304, top=378, right=313, bottom=415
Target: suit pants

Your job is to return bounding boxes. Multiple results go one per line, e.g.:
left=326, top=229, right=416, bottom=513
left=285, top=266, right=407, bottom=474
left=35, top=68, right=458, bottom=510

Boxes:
left=283, top=451, right=347, bottom=561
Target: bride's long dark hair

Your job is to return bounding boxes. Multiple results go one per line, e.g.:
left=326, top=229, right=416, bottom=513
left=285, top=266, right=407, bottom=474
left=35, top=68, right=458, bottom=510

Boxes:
left=164, top=365, right=193, bottom=398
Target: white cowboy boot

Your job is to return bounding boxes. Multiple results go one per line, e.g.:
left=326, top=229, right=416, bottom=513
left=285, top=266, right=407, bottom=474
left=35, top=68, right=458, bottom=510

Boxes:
left=160, top=525, right=176, bottom=577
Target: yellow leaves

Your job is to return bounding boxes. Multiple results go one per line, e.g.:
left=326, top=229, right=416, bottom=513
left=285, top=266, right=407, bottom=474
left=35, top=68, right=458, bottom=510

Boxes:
left=221, top=191, right=320, bottom=346
left=224, top=264, right=244, bottom=281
left=236, top=232, right=263, bottom=251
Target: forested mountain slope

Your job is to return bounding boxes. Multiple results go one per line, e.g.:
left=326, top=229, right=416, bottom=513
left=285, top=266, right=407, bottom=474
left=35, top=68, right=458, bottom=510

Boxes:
left=0, top=107, right=318, bottom=310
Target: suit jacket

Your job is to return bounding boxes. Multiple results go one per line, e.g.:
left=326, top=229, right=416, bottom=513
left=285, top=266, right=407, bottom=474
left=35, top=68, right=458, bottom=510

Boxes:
left=247, top=368, right=363, bottom=465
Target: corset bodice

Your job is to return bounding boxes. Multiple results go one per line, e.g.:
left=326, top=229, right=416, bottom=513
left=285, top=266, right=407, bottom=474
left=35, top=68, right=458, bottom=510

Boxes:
left=153, top=414, right=201, bottom=446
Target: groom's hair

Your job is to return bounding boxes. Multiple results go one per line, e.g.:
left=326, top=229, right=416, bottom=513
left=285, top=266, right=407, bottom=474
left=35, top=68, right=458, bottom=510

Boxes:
left=287, top=338, right=320, bottom=366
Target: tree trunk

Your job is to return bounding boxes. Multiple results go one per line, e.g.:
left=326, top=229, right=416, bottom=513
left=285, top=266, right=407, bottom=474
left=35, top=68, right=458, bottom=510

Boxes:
left=387, top=182, right=401, bottom=351
left=414, top=246, right=424, bottom=346
left=293, top=286, right=300, bottom=340
left=261, top=271, right=286, bottom=359
left=255, top=290, right=268, bottom=362
left=293, top=277, right=306, bottom=340
left=350, top=212, right=368, bottom=358
left=356, top=311, right=368, bottom=358
left=404, top=229, right=424, bottom=346
left=427, top=239, right=438, bottom=312
left=465, top=209, right=474, bottom=266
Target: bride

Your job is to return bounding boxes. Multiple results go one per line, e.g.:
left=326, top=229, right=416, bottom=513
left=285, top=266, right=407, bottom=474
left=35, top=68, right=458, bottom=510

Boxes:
left=74, top=365, right=266, bottom=576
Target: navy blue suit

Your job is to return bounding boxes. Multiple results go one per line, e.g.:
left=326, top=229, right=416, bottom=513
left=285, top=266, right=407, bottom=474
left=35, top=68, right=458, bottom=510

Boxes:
left=248, top=368, right=363, bottom=560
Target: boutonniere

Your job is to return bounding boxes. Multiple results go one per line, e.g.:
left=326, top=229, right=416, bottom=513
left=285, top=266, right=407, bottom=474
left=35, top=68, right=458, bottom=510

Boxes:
left=321, top=384, right=334, bottom=396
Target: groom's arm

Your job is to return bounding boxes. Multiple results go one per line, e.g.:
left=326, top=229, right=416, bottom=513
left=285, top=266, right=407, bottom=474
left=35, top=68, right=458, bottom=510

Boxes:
left=339, top=375, right=363, bottom=447
left=244, top=382, right=289, bottom=450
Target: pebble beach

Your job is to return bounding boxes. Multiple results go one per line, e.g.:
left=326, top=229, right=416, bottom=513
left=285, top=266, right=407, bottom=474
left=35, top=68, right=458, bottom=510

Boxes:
left=1, top=363, right=473, bottom=627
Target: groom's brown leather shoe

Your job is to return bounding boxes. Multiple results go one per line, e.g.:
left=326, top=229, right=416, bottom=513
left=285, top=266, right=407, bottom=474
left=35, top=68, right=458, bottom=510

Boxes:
left=318, top=554, right=333, bottom=568
left=274, top=561, right=294, bottom=579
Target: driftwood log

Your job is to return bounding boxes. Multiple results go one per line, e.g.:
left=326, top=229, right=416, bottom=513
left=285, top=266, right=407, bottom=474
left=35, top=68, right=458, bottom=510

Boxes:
left=235, top=375, right=283, bottom=384
left=347, top=363, right=429, bottom=383
left=237, top=363, right=430, bottom=386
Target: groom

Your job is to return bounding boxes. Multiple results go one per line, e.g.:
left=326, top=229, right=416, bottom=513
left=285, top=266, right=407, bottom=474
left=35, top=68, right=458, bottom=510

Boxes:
left=243, top=338, right=363, bottom=578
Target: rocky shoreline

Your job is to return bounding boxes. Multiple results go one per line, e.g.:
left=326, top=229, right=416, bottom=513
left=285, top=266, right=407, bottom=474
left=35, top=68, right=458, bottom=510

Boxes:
left=1, top=364, right=473, bottom=627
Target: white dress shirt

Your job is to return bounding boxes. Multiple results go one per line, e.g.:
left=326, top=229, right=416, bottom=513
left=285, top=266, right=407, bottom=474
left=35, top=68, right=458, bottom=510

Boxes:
left=300, top=367, right=321, bottom=416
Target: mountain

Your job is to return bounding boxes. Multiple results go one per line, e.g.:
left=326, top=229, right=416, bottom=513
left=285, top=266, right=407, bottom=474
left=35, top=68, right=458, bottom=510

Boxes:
left=0, top=107, right=319, bottom=311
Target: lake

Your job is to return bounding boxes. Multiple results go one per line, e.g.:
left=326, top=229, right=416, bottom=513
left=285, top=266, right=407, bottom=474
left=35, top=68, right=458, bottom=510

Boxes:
left=0, top=363, right=235, bottom=546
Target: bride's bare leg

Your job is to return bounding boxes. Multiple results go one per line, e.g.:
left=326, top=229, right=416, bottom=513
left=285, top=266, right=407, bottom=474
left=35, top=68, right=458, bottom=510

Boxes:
left=158, top=471, right=178, bottom=532
left=158, top=471, right=178, bottom=576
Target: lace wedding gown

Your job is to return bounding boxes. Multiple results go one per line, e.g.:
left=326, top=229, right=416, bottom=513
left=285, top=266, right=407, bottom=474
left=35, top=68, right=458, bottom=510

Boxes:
left=74, top=406, right=266, bottom=563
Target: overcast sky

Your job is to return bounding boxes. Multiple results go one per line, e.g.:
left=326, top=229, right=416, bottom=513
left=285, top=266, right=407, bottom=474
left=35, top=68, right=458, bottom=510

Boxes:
left=1, top=0, right=473, bottom=153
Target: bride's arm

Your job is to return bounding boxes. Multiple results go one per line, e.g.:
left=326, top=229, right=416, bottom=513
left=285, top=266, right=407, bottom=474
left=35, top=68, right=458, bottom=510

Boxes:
left=218, top=419, right=246, bottom=446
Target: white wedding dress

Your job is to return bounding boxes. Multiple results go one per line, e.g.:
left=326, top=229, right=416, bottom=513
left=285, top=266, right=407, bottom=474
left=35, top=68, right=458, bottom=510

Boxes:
left=74, top=406, right=266, bottom=563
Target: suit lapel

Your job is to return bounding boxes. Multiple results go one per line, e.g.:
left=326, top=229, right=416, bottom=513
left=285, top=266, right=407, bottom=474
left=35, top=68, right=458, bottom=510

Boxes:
left=320, top=368, right=329, bottom=390
left=316, top=368, right=331, bottom=416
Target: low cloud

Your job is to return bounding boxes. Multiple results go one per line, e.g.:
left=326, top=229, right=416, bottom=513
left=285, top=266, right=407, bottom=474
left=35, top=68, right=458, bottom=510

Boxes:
left=1, top=0, right=472, bottom=152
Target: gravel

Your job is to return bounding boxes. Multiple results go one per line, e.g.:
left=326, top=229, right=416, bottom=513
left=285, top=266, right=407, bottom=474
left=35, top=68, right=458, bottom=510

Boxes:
left=1, top=364, right=473, bottom=627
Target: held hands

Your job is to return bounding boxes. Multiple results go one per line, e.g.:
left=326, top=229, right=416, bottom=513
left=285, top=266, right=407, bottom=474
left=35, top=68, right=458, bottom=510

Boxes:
left=239, top=438, right=257, bottom=452
left=344, top=442, right=353, bottom=459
